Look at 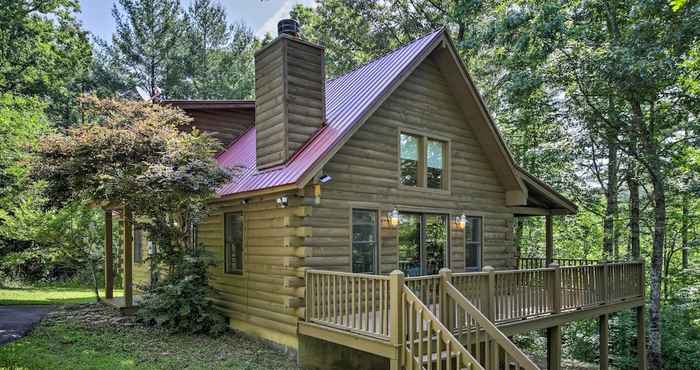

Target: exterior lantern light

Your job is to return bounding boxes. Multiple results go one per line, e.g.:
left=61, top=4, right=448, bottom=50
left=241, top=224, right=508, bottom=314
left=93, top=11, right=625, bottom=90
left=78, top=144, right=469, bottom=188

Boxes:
left=456, top=213, right=467, bottom=230
left=388, top=208, right=400, bottom=227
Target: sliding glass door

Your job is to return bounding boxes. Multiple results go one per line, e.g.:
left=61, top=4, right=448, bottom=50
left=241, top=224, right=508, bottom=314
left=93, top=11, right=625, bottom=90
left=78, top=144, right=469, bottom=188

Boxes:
left=398, top=213, right=448, bottom=276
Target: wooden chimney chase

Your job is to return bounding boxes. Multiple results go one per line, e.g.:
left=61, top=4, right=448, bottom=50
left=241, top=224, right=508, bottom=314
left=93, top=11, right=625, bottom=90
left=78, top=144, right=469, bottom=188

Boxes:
left=254, top=33, right=325, bottom=169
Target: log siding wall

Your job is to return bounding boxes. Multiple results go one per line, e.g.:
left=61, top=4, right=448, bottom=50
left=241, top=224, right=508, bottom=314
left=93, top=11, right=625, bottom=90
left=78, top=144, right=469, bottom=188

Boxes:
left=304, top=55, right=515, bottom=273
left=199, top=193, right=310, bottom=348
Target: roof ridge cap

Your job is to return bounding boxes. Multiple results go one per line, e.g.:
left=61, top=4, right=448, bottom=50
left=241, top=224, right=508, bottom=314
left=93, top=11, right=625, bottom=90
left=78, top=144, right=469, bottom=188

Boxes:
left=326, top=28, right=444, bottom=83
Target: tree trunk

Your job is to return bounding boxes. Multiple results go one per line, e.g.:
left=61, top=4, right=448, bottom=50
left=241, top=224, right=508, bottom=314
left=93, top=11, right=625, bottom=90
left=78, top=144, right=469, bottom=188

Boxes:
left=682, top=195, right=689, bottom=269
left=603, top=133, right=619, bottom=259
left=628, top=164, right=641, bottom=259
left=648, top=171, right=665, bottom=369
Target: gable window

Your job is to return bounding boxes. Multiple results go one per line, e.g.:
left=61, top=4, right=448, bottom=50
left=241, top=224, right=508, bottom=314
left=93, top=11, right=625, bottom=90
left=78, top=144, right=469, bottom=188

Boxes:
left=400, top=133, right=420, bottom=186
left=427, top=139, right=445, bottom=189
left=224, top=212, right=243, bottom=274
left=133, top=228, right=143, bottom=263
left=399, top=131, right=448, bottom=190
left=352, top=209, right=378, bottom=273
left=464, top=216, right=482, bottom=271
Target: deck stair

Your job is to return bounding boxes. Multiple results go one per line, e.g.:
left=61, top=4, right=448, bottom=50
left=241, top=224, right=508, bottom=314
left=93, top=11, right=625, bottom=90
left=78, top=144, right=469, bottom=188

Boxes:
left=400, top=281, right=539, bottom=370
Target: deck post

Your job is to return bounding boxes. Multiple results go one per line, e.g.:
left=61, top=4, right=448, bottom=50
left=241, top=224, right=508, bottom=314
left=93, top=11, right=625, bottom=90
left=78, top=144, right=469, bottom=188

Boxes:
left=636, top=306, right=647, bottom=370
left=439, top=268, right=452, bottom=323
left=123, top=206, right=134, bottom=308
left=104, top=210, right=114, bottom=299
left=545, top=214, right=554, bottom=266
left=389, top=270, right=404, bottom=370
left=599, top=314, right=609, bottom=370
left=547, top=262, right=562, bottom=370
left=482, top=266, right=496, bottom=321
left=602, top=261, right=609, bottom=304
left=547, top=326, right=562, bottom=370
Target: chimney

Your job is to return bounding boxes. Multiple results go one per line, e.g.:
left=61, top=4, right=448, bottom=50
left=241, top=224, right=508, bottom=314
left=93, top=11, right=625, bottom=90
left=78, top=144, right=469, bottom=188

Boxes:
left=254, top=19, right=325, bottom=169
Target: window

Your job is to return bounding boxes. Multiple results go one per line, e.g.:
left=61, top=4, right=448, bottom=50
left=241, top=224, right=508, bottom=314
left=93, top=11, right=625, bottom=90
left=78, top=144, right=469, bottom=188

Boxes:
left=400, top=133, right=419, bottom=186
left=427, top=140, right=445, bottom=189
left=352, top=209, right=378, bottom=273
left=224, top=213, right=243, bottom=274
left=399, top=131, right=448, bottom=190
left=464, top=217, right=482, bottom=271
left=399, top=213, right=449, bottom=276
left=133, top=228, right=143, bottom=263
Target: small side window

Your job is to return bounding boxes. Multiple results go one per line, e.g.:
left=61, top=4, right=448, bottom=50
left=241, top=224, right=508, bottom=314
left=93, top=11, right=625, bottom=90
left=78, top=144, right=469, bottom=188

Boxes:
left=464, top=217, right=482, bottom=271
left=352, top=209, right=378, bottom=273
left=224, top=213, right=243, bottom=274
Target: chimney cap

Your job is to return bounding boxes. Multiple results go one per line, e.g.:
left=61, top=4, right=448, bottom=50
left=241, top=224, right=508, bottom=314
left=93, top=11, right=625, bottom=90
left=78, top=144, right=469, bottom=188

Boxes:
left=278, top=19, right=300, bottom=37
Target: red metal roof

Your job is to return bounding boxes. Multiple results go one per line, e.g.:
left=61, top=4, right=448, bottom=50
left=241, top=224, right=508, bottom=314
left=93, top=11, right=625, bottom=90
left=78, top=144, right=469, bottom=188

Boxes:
left=216, top=29, right=445, bottom=197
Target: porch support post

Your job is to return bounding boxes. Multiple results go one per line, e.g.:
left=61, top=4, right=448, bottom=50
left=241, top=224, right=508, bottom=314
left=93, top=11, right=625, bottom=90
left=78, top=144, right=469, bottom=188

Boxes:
left=104, top=210, right=113, bottom=299
left=599, top=314, right=609, bottom=370
left=123, top=207, right=133, bottom=308
left=545, top=214, right=554, bottom=265
left=547, top=326, right=561, bottom=370
left=548, top=262, right=562, bottom=370
left=636, top=306, right=647, bottom=370
left=389, top=270, right=405, bottom=370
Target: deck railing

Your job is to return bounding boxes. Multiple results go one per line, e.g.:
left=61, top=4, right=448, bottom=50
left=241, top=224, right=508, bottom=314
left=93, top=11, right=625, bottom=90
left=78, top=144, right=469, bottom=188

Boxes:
left=517, top=257, right=600, bottom=269
left=305, top=270, right=391, bottom=338
left=305, top=261, right=644, bottom=368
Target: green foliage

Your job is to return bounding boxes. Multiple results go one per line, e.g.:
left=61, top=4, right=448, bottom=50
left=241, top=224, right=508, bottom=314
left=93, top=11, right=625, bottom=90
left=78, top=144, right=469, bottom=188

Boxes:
left=0, top=0, right=92, bottom=124
left=137, top=253, right=226, bottom=335
left=32, top=96, right=230, bottom=333
left=102, top=0, right=257, bottom=100
left=110, top=0, right=183, bottom=98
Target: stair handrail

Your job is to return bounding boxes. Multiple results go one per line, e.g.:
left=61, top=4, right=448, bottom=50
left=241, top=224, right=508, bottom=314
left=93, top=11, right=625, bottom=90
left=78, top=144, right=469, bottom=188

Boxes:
left=401, top=285, right=484, bottom=370
left=443, top=281, right=540, bottom=370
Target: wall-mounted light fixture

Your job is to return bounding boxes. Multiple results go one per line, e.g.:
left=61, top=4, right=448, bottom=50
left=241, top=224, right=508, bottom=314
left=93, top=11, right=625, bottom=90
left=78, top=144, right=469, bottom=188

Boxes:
left=388, top=207, right=400, bottom=227
left=319, top=174, right=332, bottom=184
left=276, top=195, right=288, bottom=208
left=455, top=213, right=467, bottom=230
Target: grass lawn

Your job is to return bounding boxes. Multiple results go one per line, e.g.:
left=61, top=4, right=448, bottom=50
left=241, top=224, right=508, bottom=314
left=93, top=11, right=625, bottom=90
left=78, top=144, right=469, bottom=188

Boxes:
left=0, top=305, right=300, bottom=370
left=0, top=285, right=122, bottom=305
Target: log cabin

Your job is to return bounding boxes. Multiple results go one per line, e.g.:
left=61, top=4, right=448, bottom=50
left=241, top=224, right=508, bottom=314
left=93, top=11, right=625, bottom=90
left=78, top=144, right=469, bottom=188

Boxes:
left=101, top=20, right=647, bottom=370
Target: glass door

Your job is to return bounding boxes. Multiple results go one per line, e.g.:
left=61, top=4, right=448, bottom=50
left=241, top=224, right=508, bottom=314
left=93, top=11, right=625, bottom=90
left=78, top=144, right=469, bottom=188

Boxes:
left=398, top=213, right=448, bottom=276
left=399, top=213, right=421, bottom=276
left=425, top=214, right=448, bottom=275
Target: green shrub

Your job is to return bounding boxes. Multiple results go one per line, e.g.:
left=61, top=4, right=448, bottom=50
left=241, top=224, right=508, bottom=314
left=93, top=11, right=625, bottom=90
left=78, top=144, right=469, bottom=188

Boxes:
left=137, top=253, right=226, bottom=335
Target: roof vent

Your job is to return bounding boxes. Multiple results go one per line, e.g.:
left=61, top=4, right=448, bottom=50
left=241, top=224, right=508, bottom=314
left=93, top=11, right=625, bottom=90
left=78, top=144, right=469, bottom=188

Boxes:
left=277, top=19, right=299, bottom=37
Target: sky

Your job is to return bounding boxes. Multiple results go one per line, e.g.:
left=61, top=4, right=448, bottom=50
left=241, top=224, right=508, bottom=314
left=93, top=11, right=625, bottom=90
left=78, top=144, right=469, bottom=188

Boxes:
left=77, top=0, right=315, bottom=41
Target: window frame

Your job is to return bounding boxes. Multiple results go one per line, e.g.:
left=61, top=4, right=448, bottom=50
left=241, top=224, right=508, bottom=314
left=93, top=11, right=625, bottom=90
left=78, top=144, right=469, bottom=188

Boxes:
left=350, top=208, right=380, bottom=274
left=463, top=216, right=483, bottom=272
left=224, top=212, right=244, bottom=275
left=398, top=129, right=450, bottom=192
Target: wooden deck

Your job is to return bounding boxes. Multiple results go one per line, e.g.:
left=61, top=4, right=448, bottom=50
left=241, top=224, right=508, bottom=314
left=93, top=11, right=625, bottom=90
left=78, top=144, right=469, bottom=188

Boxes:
left=300, top=261, right=645, bottom=369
